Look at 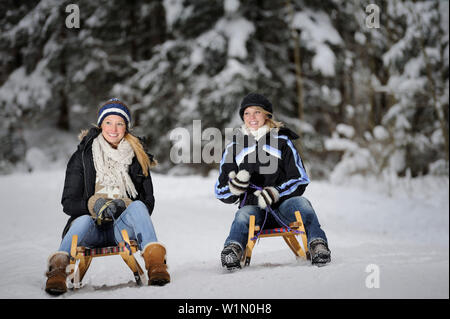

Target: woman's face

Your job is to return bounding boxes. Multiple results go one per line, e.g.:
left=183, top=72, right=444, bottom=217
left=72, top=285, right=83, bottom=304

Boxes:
left=101, top=115, right=126, bottom=147
left=243, top=106, right=268, bottom=130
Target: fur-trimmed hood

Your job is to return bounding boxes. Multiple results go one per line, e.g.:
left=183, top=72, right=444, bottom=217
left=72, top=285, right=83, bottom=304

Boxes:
left=78, top=127, right=98, bottom=142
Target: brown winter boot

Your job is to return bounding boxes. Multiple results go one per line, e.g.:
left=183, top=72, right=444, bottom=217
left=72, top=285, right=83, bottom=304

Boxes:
left=142, top=243, right=170, bottom=286
left=45, top=252, right=70, bottom=295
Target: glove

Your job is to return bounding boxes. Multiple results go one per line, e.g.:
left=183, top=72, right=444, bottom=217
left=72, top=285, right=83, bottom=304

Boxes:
left=254, top=186, right=280, bottom=209
left=228, top=170, right=250, bottom=195
left=93, top=198, right=126, bottom=226
left=111, top=199, right=126, bottom=217
left=93, top=198, right=111, bottom=226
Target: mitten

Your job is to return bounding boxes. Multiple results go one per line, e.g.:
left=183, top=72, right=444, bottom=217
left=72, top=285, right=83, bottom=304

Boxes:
left=254, top=186, right=280, bottom=209
left=93, top=198, right=114, bottom=226
left=228, top=170, right=250, bottom=195
left=110, top=199, right=126, bottom=218
left=93, top=198, right=108, bottom=216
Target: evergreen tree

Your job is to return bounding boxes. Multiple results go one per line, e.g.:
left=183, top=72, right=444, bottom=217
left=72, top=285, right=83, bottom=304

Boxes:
left=0, top=0, right=447, bottom=178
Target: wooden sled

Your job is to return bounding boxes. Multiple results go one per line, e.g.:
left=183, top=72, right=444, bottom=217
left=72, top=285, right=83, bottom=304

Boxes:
left=242, top=211, right=310, bottom=267
left=68, top=229, right=146, bottom=289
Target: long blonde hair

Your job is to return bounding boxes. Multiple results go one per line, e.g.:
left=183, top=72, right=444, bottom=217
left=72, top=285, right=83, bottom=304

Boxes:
left=79, top=128, right=156, bottom=177
left=124, top=132, right=157, bottom=177
left=255, top=106, right=284, bottom=129
left=258, top=107, right=306, bottom=162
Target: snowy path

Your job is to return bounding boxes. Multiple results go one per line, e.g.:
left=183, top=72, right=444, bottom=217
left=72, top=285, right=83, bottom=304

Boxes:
left=0, top=170, right=448, bottom=299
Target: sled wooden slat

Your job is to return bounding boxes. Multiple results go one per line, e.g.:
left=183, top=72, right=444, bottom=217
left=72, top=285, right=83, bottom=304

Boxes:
left=254, top=221, right=302, bottom=233
left=77, top=241, right=138, bottom=257
left=242, top=210, right=310, bottom=267
left=69, top=229, right=146, bottom=289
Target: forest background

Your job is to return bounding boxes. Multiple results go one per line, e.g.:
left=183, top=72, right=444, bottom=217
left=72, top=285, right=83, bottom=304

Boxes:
left=0, top=0, right=448, bottom=182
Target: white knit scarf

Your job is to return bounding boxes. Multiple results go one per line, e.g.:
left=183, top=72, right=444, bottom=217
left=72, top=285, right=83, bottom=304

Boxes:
left=92, top=134, right=138, bottom=199
left=241, top=124, right=271, bottom=141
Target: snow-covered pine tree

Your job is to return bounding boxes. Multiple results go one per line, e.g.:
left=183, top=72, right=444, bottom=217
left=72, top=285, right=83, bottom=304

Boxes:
left=114, top=0, right=348, bottom=176
left=114, top=0, right=298, bottom=173
left=0, top=0, right=166, bottom=172
left=324, top=0, right=449, bottom=180
left=0, top=0, right=447, bottom=178
left=380, top=0, right=449, bottom=176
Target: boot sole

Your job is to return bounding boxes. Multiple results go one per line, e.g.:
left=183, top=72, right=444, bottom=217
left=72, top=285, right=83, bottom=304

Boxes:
left=224, top=266, right=241, bottom=272
left=221, top=261, right=242, bottom=271
left=312, top=254, right=331, bottom=266
left=149, top=278, right=170, bottom=286
left=45, top=287, right=67, bottom=296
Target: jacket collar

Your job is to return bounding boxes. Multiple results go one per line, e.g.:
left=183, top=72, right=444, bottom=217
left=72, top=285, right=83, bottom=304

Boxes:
left=240, top=124, right=272, bottom=141
left=277, top=127, right=299, bottom=140
left=234, top=125, right=278, bottom=144
left=77, top=127, right=101, bottom=151
left=232, top=125, right=300, bottom=146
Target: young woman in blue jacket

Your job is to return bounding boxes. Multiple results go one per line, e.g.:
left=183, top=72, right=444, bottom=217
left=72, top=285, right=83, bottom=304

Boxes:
left=215, top=93, right=331, bottom=270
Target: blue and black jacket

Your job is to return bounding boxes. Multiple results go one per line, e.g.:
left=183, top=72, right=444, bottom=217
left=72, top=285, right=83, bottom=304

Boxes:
left=215, top=126, right=310, bottom=209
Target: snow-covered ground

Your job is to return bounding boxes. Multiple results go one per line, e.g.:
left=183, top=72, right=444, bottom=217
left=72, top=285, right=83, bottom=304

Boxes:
left=0, top=169, right=448, bottom=299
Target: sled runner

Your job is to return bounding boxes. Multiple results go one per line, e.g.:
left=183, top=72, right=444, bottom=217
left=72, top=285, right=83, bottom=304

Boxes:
left=69, top=229, right=146, bottom=288
left=242, top=211, right=310, bottom=267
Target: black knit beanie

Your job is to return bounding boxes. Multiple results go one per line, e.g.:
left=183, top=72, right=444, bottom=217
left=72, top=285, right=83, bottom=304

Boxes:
left=239, top=93, right=273, bottom=120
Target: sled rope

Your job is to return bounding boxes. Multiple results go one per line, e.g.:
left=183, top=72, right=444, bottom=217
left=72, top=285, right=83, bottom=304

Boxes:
left=233, top=180, right=303, bottom=241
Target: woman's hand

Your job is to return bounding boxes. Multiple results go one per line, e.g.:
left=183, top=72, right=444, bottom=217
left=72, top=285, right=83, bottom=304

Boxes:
left=228, top=170, right=250, bottom=195
left=254, top=186, right=280, bottom=209
left=109, top=199, right=126, bottom=218
left=93, top=198, right=126, bottom=225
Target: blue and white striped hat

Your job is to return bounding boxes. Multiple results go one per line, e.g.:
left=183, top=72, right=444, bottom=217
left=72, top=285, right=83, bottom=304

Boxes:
left=97, top=98, right=132, bottom=129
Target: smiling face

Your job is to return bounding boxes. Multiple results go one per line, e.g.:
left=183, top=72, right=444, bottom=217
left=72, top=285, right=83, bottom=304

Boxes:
left=243, top=106, right=268, bottom=130
left=100, top=115, right=127, bottom=147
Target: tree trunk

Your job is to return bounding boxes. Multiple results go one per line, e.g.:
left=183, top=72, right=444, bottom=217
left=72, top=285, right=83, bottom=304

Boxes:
left=413, top=5, right=449, bottom=161
left=56, top=20, right=69, bottom=131
left=286, top=0, right=304, bottom=127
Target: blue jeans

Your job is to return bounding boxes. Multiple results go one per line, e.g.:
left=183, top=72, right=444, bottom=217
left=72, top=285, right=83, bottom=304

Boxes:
left=224, top=196, right=328, bottom=250
left=58, top=200, right=158, bottom=253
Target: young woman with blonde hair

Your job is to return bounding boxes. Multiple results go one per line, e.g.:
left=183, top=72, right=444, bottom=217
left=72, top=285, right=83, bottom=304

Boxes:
left=215, top=93, right=331, bottom=270
left=45, top=98, right=170, bottom=295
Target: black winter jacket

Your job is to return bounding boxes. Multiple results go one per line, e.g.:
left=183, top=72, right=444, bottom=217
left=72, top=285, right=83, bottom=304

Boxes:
left=60, top=127, right=155, bottom=238
left=214, top=126, right=309, bottom=209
